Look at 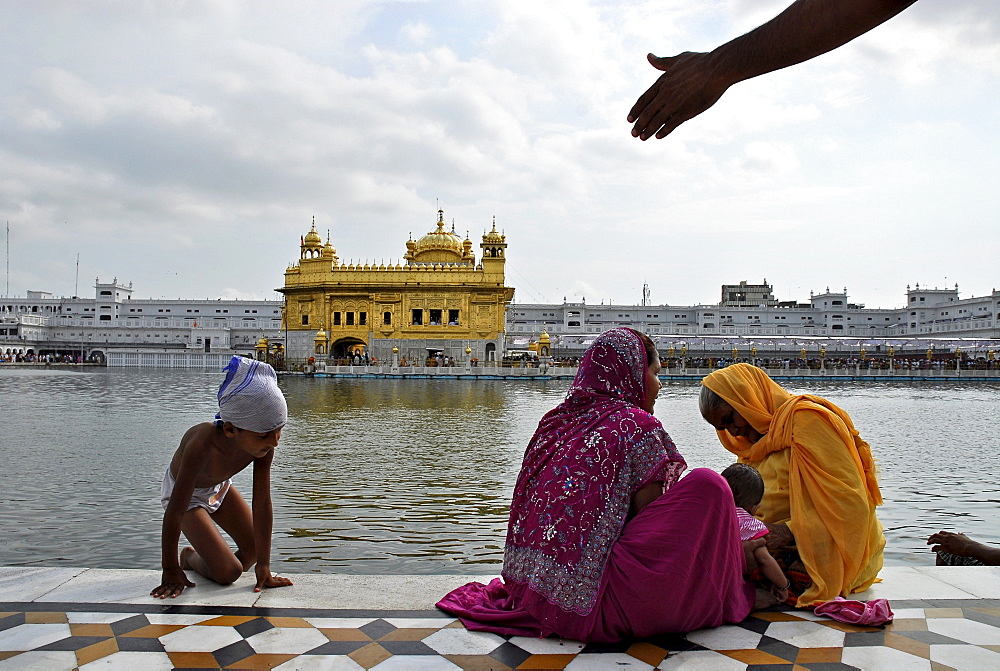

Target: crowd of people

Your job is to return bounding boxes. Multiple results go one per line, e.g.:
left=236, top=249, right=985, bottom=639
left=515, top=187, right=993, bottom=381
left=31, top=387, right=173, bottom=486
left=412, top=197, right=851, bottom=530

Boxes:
left=660, top=356, right=1000, bottom=371
left=0, top=351, right=84, bottom=363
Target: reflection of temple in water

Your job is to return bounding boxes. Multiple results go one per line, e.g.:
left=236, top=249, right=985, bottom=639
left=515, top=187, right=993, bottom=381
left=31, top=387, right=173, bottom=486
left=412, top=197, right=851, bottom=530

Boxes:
left=278, top=211, right=514, bottom=366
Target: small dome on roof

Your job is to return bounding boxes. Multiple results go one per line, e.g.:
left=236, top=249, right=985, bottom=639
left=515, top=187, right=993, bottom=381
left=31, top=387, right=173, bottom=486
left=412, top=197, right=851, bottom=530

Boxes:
left=322, top=233, right=337, bottom=259
left=483, top=218, right=505, bottom=243
left=303, top=217, right=322, bottom=247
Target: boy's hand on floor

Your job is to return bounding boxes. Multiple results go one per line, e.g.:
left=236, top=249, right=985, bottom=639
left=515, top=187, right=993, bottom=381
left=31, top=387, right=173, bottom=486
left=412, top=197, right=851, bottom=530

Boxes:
left=254, top=568, right=294, bottom=592
left=151, top=569, right=195, bottom=598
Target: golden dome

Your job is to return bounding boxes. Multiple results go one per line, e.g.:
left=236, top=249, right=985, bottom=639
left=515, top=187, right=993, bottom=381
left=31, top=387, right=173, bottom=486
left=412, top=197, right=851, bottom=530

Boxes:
left=322, top=234, right=337, bottom=259
left=483, top=219, right=505, bottom=244
left=303, top=217, right=322, bottom=247
left=411, top=210, right=464, bottom=263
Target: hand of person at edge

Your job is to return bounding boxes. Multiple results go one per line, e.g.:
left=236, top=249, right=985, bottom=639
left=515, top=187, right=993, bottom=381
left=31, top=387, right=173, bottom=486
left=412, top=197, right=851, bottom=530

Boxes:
left=254, top=566, right=294, bottom=592
left=151, top=568, right=195, bottom=599
left=927, top=530, right=976, bottom=556
left=628, top=52, right=730, bottom=140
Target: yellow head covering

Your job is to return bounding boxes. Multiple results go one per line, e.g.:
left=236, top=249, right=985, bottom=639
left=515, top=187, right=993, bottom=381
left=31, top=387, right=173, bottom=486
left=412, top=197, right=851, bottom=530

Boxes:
left=702, top=363, right=881, bottom=505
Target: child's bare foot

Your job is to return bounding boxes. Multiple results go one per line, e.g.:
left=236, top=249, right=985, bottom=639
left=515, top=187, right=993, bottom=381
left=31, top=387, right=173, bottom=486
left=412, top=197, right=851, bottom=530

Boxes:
left=180, top=547, right=196, bottom=570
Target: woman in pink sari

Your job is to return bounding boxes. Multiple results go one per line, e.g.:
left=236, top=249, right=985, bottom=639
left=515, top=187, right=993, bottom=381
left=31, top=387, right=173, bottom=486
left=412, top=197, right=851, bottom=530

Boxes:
left=437, top=328, right=755, bottom=642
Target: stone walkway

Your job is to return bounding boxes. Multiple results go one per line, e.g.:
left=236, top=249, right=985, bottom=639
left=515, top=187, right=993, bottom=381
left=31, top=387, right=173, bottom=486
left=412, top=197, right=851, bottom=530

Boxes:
left=1, top=566, right=998, bottom=669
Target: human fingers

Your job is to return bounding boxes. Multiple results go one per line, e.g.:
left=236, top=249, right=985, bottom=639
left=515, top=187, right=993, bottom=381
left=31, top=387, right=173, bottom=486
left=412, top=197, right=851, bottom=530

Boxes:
left=646, top=52, right=673, bottom=72
left=627, top=54, right=679, bottom=125
left=653, top=112, right=691, bottom=139
left=254, top=574, right=293, bottom=591
left=628, top=82, right=662, bottom=127
left=631, top=78, right=684, bottom=140
left=265, top=575, right=294, bottom=588
left=630, top=93, right=675, bottom=139
left=150, top=583, right=186, bottom=599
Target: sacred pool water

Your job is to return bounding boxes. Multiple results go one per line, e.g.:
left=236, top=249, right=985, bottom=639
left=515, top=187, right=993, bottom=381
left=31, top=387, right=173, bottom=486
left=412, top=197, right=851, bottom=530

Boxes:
left=1, top=367, right=996, bottom=574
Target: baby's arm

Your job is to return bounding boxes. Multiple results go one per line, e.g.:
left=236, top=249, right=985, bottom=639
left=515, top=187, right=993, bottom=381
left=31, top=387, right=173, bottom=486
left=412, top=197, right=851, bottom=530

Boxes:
left=754, top=545, right=790, bottom=602
left=251, top=451, right=293, bottom=591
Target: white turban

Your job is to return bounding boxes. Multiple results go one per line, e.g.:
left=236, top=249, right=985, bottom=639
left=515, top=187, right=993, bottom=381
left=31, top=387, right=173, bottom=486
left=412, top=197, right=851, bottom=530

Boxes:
left=216, top=356, right=287, bottom=432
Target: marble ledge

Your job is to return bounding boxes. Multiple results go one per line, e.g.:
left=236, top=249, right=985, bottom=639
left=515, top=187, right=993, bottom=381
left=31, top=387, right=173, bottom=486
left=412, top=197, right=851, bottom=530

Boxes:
left=1, top=565, right=997, bottom=610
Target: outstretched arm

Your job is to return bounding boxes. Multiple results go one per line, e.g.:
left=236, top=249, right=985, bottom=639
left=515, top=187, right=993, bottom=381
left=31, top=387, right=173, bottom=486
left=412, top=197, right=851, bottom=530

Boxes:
left=928, top=531, right=1000, bottom=566
left=628, top=0, right=918, bottom=140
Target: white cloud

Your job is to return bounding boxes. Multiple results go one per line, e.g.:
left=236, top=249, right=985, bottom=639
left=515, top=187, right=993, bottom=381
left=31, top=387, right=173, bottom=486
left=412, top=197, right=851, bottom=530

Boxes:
left=400, top=21, right=433, bottom=46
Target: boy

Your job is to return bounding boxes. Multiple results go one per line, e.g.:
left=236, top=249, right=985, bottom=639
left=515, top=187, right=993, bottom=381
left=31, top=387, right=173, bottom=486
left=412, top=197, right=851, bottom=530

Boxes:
left=151, top=356, right=293, bottom=598
left=721, top=463, right=790, bottom=602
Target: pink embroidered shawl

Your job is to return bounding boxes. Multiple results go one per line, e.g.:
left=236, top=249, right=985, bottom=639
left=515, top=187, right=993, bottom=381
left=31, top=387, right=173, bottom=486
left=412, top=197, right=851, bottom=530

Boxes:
left=503, top=328, right=686, bottom=615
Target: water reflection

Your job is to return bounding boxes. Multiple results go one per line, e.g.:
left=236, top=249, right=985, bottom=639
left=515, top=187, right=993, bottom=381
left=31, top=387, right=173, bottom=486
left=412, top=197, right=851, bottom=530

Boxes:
left=1, top=368, right=997, bottom=573
left=272, top=378, right=562, bottom=571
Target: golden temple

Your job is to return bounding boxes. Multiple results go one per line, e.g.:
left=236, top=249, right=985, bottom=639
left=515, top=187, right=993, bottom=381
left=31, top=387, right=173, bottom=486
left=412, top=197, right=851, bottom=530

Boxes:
left=277, top=210, right=514, bottom=365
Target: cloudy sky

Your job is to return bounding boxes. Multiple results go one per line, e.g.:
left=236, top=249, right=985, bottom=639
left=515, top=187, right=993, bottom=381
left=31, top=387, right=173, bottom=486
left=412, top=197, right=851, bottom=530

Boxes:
left=2, top=0, right=998, bottom=310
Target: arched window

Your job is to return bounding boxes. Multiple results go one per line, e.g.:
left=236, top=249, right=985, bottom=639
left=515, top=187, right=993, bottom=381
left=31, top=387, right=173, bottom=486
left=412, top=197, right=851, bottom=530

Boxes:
left=383, top=311, right=392, bottom=325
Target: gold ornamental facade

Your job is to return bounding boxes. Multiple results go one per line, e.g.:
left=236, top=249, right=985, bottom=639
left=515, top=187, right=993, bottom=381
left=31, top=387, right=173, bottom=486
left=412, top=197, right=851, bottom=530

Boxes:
left=277, top=211, right=514, bottom=364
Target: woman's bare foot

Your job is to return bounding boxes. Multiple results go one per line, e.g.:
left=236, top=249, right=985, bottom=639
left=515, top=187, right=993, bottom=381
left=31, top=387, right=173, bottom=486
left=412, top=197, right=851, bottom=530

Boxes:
left=755, top=588, right=779, bottom=609
left=180, top=547, right=196, bottom=570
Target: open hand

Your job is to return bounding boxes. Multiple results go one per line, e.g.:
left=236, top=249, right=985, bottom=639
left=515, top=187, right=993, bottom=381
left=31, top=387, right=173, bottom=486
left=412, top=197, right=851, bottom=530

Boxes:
left=628, top=52, right=730, bottom=140
left=151, top=568, right=195, bottom=599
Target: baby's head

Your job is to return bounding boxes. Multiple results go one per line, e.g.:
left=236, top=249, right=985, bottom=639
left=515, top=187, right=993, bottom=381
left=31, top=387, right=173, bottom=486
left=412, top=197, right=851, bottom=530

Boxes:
left=721, top=463, right=764, bottom=512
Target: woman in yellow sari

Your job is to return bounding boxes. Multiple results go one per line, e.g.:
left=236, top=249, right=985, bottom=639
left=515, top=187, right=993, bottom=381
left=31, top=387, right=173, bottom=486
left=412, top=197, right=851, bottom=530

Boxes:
left=700, top=363, right=884, bottom=607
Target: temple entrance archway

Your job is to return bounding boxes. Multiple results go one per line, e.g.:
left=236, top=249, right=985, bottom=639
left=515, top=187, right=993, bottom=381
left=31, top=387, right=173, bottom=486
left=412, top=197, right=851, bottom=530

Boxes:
left=331, top=337, right=367, bottom=362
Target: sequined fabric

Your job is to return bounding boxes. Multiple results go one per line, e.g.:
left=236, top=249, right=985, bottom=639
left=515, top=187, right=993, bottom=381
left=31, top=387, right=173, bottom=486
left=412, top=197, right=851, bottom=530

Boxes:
left=503, top=328, right=686, bottom=615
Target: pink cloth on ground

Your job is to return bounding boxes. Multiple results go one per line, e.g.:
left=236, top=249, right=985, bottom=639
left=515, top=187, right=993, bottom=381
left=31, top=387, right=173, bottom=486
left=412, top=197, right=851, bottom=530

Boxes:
left=436, top=469, right=755, bottom=642
left=736, top=507, right=768, bottom=541
left=813, top=597, right=894, bottom=626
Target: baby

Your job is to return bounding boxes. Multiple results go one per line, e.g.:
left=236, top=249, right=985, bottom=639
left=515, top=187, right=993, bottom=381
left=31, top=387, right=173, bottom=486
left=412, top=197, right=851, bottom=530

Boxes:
left=151, top=356, right=294, bottom=598
left=721, top=463, right=790, bottom=602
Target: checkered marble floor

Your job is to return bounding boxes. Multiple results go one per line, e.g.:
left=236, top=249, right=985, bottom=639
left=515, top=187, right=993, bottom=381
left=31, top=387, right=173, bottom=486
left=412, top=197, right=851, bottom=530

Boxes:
left=1, top=566, right=998, bottom=669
